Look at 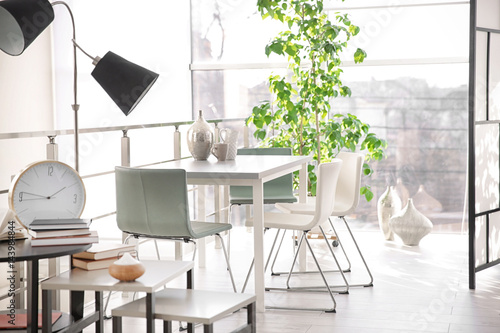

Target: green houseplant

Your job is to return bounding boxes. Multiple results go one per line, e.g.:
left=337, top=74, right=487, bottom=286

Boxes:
left=247, top=0, right=386, bottom=200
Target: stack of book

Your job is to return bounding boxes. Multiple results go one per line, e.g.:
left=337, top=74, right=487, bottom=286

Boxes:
left=28, top=218, right=98, bottom=247
left=72, top=243, right=136, bottom=270
left=0, top=208, right=27, bottom=241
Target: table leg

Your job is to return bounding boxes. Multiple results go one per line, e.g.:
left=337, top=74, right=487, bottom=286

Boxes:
left=214, top=185, right=222, bottom=249
left=298, top=162, right=308, bottom=270
left=26, top=260, right=38, bottom=333
left=42, top=289, right=52, bottom=333
left=163, top=321, right=172, bottom=333
left=252, top=180, right=265, bottom=313
left=298, top=161, right=308, bottom=203
left=95, top=291, right=104, bottom=333
left=70, top=290, right=85, bottom=333
left=146, top=292, right=156, bottom=333
left=187, top=268, right=194, bottom=289
left=113, top=315, right=122, bottom=333
left=198, top=185, right=207, bottom=268
left=248, top=302, right=256, bottom=333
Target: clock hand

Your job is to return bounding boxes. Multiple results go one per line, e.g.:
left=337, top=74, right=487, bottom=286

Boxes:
left=20, top=191, right=48, bottom=198
left=47, top=187, right=67, bottom=198
left=22, top=198, right=51, bottom=201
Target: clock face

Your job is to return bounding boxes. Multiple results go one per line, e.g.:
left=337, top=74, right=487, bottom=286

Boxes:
left=8, top=160, right=86, bottom=228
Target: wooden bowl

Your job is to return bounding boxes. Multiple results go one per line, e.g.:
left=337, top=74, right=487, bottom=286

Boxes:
left=108, top=253, right=145, bottom=281
left=108, top=262, right=145, bottom=282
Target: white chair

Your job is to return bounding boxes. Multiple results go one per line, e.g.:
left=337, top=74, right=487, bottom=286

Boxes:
left=276, top=151, right=374, bottom=288
left=242, top=160, right=346, bottom=313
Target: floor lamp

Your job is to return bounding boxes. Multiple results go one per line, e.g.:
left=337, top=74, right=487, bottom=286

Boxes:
left=0, top=0, right=159, bottom=171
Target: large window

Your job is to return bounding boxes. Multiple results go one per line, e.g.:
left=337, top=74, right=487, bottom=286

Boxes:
left=191, top=0, right=470, bottom=232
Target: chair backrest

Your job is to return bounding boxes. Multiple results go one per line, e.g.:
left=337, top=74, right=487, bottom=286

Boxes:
left=230, top=147, right=296, bottom=203
left=304, top=159, right=343, bottom=230
left=115, top=166, right=194, bottom=238
left=333, top=152, right=364, bottom=216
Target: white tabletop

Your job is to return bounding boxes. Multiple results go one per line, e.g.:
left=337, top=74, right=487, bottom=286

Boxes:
left=41, top=260, right=193, bottom=293
left=149, top=155, right=311, bottom=183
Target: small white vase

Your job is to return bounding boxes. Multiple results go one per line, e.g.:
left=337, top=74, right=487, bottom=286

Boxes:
left=389, top=198, right=433, bottom=246
left=394, top=178, right=410, bottom=209
left=377, top=186, right=401, bottom=241
left=186, top=110, right=214, bottom=160
left=412, top=185, right=443, bottom=213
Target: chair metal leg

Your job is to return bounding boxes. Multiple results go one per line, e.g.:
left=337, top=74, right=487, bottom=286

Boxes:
left=241, top=229, right=339, bottom=312
left=263, top=228, right=349, bottom=294
left=191, top=239, right=197, bottom=261
left=241, top=228, right=277, bottom=293
left=269, top=224, right=351, bottom=276
left=216, top=233, right=238, bottom=292
left=103, top=291, right=112, bottom=320
left=266, top=231, right=338, bottom=313
left=329, top=221, right=352, bottom=272
left=154, top=239, right=161, bottom=260
left=338, top=216, right=374, bottom=287
left=270, top=229, right=288, bottom=275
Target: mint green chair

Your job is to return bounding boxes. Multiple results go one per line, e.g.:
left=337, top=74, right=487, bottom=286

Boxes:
left=229, top=147, right=297, bottom=205
left=115, top=166, right=237, bottom=292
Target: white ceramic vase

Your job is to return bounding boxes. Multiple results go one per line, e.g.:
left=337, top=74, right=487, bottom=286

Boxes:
left=187, top=110, right=214, bottom=160
left=389, top=198, right=433, bottom=246
left=377, top=186, right=401, bottom=241
left=394, top=178, right=410, bottom=209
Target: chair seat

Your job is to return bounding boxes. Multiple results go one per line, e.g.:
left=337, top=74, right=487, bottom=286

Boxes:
left=191, top=221, right=232, bottom=239
left=275, top=202, right=315, bottom=215
left=276, top=197, right=355, bottom=216
left=245, top=212, right=313, bottom=230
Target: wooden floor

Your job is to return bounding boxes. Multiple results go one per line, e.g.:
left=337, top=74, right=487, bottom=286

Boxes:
left=81, top=224, right=500, bottom=333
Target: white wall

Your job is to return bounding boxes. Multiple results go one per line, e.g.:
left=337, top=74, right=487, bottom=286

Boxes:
left=0, top=28, right=55, bottom=211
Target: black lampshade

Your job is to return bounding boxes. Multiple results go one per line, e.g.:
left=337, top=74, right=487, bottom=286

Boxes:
left=0, top=0, right=54, bottom=56
left=91, top=51, right=159, bottom=116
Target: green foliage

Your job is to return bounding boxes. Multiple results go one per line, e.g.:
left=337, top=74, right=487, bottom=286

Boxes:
left=248, top=0, right=387, bottom=199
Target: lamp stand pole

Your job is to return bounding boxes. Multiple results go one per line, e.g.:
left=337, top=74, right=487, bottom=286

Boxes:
left=51, top=1, right=80, bottom=172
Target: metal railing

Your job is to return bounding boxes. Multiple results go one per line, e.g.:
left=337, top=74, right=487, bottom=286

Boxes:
left=0, top=117, right=248, bottom=195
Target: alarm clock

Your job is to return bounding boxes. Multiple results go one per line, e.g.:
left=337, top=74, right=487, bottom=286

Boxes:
left=8, top=160, right=86, bottom=229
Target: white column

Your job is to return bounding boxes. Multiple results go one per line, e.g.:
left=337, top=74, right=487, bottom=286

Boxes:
left=121, top=130, right=130, bottom=167
left=46, top=135, right=58, bottom=160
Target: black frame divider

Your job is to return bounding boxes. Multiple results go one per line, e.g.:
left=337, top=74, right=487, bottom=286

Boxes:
left=468, top=0, right=500, bottom=289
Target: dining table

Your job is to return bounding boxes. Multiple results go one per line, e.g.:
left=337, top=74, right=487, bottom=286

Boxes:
left=148, top=154, right=312, bottom=312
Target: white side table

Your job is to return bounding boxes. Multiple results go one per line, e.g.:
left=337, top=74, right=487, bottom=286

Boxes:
left=41, top=260, right=194, bottom=333
left=112, top=288, right=256, bottom=333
